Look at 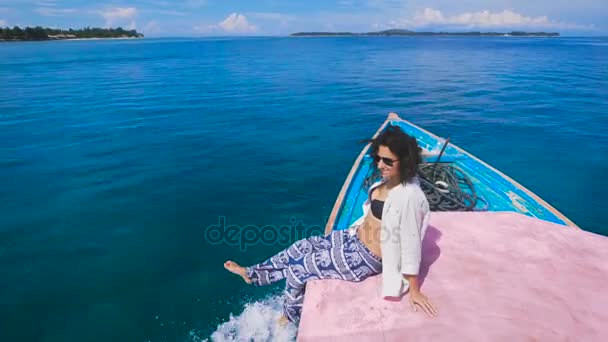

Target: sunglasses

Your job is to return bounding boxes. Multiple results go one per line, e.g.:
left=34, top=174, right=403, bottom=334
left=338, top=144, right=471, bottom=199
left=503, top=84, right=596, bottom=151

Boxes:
left=373, top=155, right=399, bottom=167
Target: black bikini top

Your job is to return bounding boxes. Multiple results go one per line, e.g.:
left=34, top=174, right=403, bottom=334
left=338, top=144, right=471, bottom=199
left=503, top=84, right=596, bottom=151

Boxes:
left=370, top=188, right=385, bottom=220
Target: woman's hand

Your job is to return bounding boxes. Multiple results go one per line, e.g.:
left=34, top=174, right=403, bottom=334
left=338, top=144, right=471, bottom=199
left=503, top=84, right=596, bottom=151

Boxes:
left=403, top=274, right=438, bottom=317
left=409, top=290, right=438, bottom=317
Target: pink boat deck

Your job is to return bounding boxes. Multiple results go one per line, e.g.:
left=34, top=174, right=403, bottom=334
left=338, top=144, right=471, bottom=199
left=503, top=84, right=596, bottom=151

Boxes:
left=298, top=212, right=608, bottom=341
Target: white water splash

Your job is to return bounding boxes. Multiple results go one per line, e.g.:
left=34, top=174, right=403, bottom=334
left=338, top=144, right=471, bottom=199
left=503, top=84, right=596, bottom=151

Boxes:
left=194, top=294, right=298, bottom=342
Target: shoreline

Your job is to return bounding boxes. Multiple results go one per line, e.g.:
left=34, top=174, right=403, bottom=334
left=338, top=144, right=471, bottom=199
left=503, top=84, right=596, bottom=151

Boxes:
left=290, top=34, right=556, bottom=37
left=57, top=36, right=143, bottom=41
left=0, top=36, right=143, bottom=42
left=290, top=29, right=560, bottom=37
left=290, top=33, right=559, bottom=37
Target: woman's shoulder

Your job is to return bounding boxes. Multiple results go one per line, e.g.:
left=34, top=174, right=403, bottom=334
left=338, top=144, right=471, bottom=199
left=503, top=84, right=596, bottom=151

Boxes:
left=396, top=177, right=421, bottom=192
left=389, top=178, right=426, bottom=203
left=367, top=180, right=385, bottom=196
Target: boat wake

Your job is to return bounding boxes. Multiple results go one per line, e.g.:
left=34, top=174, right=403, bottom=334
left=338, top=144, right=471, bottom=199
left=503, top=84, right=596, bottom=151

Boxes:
left=195, top=294, right=297, bottom=342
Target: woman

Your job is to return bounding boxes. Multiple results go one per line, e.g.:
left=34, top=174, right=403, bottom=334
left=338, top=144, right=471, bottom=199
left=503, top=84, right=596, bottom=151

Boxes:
left=224, top=125, right=438, bottom=324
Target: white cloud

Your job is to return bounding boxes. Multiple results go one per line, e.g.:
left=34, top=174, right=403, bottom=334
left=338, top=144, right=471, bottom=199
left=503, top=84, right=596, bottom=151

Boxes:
left=414, top=8, right=549, bottom=27
left=0, top=19, right=7, bottom=27
left=98, top=7, right=137, bottom=29
left=35, top=7, right=76, bottom=16
left=389, top=8, right=590, bottom=30
left=196, top=13, right=257, bottom=34
left=218, top=13, right=257, bottom=33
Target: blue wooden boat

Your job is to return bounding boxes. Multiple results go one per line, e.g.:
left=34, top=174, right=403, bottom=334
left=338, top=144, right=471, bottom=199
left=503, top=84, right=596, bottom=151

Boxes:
left=324, top=112, right=578, bottom=234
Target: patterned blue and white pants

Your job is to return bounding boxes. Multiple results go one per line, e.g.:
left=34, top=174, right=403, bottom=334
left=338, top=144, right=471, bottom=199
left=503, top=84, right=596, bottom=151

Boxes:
left=245, top=229, right=382, bottom=323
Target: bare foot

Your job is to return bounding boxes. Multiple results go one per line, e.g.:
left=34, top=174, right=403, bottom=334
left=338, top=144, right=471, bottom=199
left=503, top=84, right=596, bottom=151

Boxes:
left=224, top=260, right=252, bottom=284
left=278, top=315, right=289, bottom=326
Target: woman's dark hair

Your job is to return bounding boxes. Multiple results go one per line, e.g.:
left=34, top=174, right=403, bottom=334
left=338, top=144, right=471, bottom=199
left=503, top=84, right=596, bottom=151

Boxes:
left=362, top=125, right=422, bottom=184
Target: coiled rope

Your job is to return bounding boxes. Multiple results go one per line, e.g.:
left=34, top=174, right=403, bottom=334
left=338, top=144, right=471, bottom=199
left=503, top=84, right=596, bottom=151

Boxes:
left=418, top=138, right=487, bottom=211
left=418, top=163, right=484, bottom=211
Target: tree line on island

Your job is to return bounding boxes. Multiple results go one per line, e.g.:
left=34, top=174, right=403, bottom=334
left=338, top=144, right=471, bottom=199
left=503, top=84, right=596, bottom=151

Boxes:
left=291, top=29, right=559, bottom=37
left=0, top=26, right=144, bottom=41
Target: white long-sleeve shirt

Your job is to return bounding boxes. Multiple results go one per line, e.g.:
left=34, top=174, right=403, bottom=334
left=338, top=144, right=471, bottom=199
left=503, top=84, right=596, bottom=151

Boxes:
left=347, top=177, right=430, bottom=298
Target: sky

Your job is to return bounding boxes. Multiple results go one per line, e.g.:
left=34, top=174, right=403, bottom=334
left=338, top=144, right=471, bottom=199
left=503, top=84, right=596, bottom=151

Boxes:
left=0, top=0, right=606, bottom=36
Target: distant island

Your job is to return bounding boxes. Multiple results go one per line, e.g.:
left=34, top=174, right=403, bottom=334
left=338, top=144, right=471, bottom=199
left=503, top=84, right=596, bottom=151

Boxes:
left=291, top=29, right=559, bottom=37
left=0, top=26, right=144, bottom=41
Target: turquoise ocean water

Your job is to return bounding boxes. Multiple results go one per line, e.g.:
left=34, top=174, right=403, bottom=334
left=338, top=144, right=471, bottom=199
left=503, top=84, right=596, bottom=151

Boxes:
left=1, top=37, right=607, bottom=341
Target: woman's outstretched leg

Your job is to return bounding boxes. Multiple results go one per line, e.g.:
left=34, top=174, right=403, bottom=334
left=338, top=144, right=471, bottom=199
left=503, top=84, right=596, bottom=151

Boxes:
left=224, top=234, right=332, bottom=286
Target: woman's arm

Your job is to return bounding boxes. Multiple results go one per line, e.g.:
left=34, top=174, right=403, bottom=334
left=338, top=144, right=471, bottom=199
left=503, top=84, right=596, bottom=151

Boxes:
left=404, top=274, right=438, bottom=317
left=399, top=189, right=437, bottom=316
